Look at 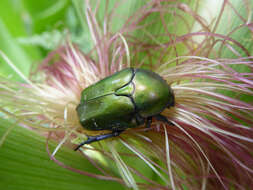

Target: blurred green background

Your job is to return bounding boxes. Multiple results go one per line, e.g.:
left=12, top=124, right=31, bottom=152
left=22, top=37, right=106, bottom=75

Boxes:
left=0, top=0, right=74, bottom=81
left=0, top=0, right=149, bottom=81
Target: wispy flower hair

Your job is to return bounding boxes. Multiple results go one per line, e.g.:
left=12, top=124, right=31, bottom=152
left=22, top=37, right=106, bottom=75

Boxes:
left=1, top=0, right=253, bottom=189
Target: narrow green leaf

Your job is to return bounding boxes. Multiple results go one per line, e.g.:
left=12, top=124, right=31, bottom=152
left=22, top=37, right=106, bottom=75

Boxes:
left=0, top=118, right=124, bottom=190
left=0, top=20, right=32, bottom=81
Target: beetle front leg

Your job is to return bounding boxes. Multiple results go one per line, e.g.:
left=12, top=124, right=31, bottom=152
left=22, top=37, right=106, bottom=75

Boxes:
left=74, top=130, right=124, bottom=151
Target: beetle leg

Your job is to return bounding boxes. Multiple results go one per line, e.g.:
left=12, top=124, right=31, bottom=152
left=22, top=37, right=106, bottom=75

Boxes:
left=74, top=130, right=124, bottom=151
left=134, top=113, right=145, bottom=125
left=154, top=114, right=174, bottom=126
left=146, top=117, right=153, bottom=128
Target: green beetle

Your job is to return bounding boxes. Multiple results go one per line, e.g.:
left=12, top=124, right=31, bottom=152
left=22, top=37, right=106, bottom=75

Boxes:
left=75, top=68, right=174, bottom=150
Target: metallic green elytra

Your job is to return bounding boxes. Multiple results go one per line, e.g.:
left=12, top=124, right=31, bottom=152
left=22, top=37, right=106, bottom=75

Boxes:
left=75, top=68, right=174, bottom=150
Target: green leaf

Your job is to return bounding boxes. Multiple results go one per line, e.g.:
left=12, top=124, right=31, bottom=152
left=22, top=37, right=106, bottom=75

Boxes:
left=0, top=118, right=124, bottom=190
left=0, top=19, right=32, bottom=81
left=22, top=0, right=70, bottom=33
left=216, top=0, right=253, bottom=57
left=0, top=0, right=40, bottom=81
